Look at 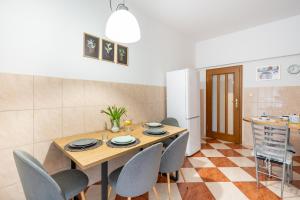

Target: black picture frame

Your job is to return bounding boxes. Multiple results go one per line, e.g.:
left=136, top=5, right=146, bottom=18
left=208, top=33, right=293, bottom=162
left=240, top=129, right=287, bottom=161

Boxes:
left=83, top=33, right=99, bottom=59
left=101, top=39, right=115, bottom=62
left=117, top=44, right=128, bottom=66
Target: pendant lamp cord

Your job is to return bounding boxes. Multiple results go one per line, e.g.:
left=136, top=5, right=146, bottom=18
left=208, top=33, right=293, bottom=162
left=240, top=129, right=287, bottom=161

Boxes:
left=109, top=0, right=113, bottom=11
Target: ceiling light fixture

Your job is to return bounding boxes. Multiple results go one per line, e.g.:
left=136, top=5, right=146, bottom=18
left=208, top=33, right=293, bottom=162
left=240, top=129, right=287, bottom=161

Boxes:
left=105, top=0, right=141, bottom=43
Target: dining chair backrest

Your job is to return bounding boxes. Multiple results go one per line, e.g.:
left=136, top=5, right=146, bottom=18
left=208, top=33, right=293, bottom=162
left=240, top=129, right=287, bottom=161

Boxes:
left=13, top=150, right=65, bottom=200
left=161, top=117, right=179, bottom=127
left=116, top=143, right=163, bottom=197
left=251, top=121, right=289, bottom=163
left=160, top=132, right=189, bottom=173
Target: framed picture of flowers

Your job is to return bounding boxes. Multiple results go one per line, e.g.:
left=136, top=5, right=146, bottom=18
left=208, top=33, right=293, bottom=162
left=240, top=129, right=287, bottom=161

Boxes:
left=101, top=39, right=115, bottom=62
left=117, top=44, right=128, bottom=66
left=83, top=33, right=100, bottom=59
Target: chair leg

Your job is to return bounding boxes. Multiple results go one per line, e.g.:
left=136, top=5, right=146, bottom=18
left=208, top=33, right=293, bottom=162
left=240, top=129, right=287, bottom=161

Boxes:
left=291, top=159, right=294, bottom=181
left=255, top=157, right=259, bottom=187
left=167, top=173, right=171, bottom=199
left=268, top=161, right=272, bottom=178
left=152, top=186, right=160, bottom=200
left=179, top=168, right=186, bottom=182
left=281, top=164, right=286, bottom=198
left=79, top=191, right=86, bottom=200
left=108, top=185, right=112, bottom=199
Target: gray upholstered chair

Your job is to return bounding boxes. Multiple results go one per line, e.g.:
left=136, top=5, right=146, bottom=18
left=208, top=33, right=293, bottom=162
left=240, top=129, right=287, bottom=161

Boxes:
left=161, top=117, right=180, bottom=147
left=161, top=117, right=179, bottom=127
left=108, top=143, right=163, bottom=200
left=13, top=150, right=88, bottom=200
left=159, top=132, right=189, bottom=198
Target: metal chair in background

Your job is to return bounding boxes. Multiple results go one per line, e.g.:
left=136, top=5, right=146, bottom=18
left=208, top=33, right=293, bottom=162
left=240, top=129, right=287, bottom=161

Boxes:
left=251, top=121, right=293, bottom=198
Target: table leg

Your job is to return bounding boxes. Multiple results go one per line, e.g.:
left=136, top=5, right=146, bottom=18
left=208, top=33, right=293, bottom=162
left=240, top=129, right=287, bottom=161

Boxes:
left=71, top=160, right=79, bottom=200
left=101, top=161, right=108, bottom=200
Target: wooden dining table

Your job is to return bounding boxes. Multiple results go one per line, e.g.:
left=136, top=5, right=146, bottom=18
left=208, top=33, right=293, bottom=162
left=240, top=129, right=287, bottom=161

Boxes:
left=53, top=124, right=187, bottom=200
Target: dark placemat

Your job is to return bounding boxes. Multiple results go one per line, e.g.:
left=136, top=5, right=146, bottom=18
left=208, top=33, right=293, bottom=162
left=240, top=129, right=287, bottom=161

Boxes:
left=143, top=131, right=169, bottom=137
left=64, top=140, right=102, bottom=152
left=106, top=138, right=141, bottom=148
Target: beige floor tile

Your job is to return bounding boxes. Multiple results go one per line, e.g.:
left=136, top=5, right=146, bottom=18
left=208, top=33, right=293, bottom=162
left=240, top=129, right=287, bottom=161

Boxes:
left=262, top=181, right=300, bottom=199
left=228, top=157, right=255, bottom=167
left=272, top=166, right=300, bottom=181
left=217, top=140, right=232, bottom=144
left=180, top=168, right=203, bottom=182
left=188, top=157, right=216, bottom=168
left=219, top=167, right=256, bottom=182
left=293, top=161, right=300, bottom=166
left=149, top=183, right=182, bottom=200
left=234, top=149, right=254, bottom=157
left=201, top=149, right=225, bottom=157
left=209, top=143, right=231, bottom=149
left=206, top=182, right=248, bottom=200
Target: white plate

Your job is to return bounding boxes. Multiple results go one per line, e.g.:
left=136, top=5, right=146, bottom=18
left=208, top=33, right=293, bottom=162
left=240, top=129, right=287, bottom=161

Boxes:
left=111, top=135, right=136, bottom=144
left=146, top=122, right=162, bottom=127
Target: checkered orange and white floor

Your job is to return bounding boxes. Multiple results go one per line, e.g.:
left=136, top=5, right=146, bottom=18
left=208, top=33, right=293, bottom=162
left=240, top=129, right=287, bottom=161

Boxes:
left=88, top=137, right=300, bottom=200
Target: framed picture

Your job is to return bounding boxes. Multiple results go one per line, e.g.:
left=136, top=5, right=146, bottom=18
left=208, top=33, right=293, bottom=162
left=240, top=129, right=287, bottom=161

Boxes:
left=256, top=65, right=280, bottom=81
left=101, top=39, right=115, bottom=62
left=117, top=44, right=128, bottom=66
left=83, top=33, right=99, bottom=59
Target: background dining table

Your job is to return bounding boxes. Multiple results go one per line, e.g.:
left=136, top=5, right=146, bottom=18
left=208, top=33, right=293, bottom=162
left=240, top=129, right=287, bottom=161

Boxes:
left=53, top=124, right=187, bottom=200
left=243, top=116, right=300, bottom=133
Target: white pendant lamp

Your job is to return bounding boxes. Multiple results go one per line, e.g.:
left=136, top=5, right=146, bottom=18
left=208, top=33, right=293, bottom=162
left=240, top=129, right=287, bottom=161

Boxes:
left=105, top=2, right=141, bottom=43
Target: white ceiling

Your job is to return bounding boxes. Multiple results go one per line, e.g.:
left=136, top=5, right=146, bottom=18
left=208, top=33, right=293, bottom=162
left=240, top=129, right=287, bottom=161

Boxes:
left=129, top=0, right=300, bottom=41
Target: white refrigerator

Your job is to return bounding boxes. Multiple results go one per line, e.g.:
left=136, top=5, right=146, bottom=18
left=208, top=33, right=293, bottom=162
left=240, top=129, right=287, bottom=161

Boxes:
left=166, top=69, right=201, bottom=156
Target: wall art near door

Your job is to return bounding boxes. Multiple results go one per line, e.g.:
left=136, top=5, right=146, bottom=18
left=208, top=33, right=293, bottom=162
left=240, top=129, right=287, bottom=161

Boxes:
left=101, top=39, right=115, bottom=62
left=83, top=33, right=100, bottom=59
left=117, top=44, right=128, bottom=66
left=256, top=65, right=280, bottom=81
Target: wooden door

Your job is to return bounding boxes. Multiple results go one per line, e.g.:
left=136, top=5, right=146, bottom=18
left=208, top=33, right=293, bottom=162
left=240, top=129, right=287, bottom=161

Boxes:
left=206, top=66, right=243, bottom=143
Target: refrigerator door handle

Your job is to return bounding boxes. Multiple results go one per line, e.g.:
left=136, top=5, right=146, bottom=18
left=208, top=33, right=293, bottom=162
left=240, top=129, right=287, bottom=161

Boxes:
left=186, top=116, right=200, bottom=120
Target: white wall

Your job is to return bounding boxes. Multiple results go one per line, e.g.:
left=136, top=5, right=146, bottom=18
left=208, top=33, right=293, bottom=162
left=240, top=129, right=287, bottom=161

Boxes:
left=0, top=0, right=194, bottom=86
left=195, top=15, right=300, bottom=68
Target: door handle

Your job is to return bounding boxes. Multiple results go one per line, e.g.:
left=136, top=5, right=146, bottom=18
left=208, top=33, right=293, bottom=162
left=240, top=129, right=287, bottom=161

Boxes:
left=235, top=98, right=238, bottom=109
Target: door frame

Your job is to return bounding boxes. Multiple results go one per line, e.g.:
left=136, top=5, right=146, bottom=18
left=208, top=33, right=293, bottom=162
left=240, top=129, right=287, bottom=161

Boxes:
left=206, top=65, right=243, bottom=144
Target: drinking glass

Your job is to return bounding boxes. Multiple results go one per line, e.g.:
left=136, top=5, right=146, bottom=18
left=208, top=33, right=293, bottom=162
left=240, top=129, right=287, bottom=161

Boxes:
left=124, top=119, right=133, bottom=134
left=102, top=131, right=108, bottom=142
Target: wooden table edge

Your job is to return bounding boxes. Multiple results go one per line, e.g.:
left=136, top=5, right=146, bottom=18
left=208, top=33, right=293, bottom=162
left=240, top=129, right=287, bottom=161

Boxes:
left=53, top=128, right=187, bottom=170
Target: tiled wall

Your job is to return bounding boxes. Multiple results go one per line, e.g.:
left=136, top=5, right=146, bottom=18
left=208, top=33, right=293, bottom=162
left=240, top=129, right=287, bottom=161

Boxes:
left=243, top=86, right=300, bottom=154
left=0, top=73, right=166, bottom=199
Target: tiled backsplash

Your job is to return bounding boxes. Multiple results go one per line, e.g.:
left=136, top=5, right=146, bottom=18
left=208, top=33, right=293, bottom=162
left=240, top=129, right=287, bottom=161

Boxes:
left=243, top=86, right=300, bottom=153
left=0, top=73, right=166, bottom=199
